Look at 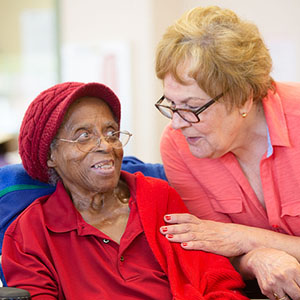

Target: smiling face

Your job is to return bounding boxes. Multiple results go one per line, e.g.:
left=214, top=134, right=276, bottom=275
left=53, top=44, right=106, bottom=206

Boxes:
left=163, top=73, right=248, bottom=159
left=47, top=97, right=123, bottom=196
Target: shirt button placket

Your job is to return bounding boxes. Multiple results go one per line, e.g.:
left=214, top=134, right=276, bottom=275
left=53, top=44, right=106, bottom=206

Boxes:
left=118, top=254, right=126, bottom=280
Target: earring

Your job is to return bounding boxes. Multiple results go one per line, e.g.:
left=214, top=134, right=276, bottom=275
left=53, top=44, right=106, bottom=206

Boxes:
left=241, top=112, right=247, bottom=118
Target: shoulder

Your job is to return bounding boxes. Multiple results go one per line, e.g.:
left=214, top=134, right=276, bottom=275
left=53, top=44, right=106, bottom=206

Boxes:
left=273, top=82, right=300, bottom=114
left=275, top=81, right=300, bottom=98
left=123, top=170, right=181, bottom=201
left=123, top=170, right=170, bottom=190
left=126, top=172, right=189, bottom=219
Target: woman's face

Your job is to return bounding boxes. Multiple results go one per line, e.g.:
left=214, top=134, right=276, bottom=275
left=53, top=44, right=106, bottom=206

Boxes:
left=47, top=97, right=123, bottom=195
left=163, top=73, right=246, bottom=159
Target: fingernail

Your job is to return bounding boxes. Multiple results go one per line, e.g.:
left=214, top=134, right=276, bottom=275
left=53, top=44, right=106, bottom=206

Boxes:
left=182, top=242, right=188, bottom=247
left=167, top=234, right=174, bottom=238
left=161, top=227, right=168, bottom=233
left=165, top=215, right=171, bottom=221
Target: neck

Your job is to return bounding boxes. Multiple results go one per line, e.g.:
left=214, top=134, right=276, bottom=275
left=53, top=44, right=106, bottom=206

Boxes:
left=232, top=102, right=268, bottom=163
left=71, top=179, right=130, bottom=214
left=72, top=179, right=131, bottom=244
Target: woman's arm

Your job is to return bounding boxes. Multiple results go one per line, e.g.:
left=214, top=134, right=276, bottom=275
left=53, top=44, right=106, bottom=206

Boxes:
left=2, top=233, right=58, bottom=300
left=161, top=213, right=300, bottom=259
left=160, top=213, right=300, bottom=299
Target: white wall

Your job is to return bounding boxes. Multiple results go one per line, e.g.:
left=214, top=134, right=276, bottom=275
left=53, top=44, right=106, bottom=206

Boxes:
left=60, top=0, right=158, bottom=161
left=60, top=0, right=300, bottom=163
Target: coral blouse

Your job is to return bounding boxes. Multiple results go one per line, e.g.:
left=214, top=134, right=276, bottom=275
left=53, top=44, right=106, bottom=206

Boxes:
left=161, top=82, right=300, bottom=236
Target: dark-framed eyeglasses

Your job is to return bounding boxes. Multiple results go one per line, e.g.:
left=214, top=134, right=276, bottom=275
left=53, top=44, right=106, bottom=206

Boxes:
left=57, top=130, right=132, bottom=153
left=155, top=92, right=223, bottom=123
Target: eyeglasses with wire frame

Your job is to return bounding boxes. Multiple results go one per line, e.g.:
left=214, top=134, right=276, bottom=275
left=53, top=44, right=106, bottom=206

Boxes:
left=57, top=130, right=132, bottom=153
left=155, top=92, right=223, bottom=123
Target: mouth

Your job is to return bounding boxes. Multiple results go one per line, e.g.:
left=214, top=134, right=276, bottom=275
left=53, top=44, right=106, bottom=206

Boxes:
left=186, top=136, right=202, bottom=145
left=92, top=159, right=115, bottom=170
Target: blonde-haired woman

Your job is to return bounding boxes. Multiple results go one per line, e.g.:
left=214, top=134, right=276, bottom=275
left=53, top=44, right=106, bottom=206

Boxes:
left=155, top=6, right=300, bottom=300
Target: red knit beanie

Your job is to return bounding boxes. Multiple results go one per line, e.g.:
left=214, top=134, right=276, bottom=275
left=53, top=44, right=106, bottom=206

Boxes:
left=19, top=82, right=121, bottom=183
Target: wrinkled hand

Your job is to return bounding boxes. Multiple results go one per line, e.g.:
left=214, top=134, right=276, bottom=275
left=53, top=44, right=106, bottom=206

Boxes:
left=160, top=213, right=248, bottom=257
left=243, top=247, right=300, bottom=300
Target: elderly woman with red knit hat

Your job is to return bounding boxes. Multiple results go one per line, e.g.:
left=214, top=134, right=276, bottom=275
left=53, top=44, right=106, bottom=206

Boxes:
left=2, top=82, right=248, bottom=300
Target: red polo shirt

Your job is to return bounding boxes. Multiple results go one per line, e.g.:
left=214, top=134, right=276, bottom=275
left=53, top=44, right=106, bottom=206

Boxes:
left=3, top=172, right=172, bottom=300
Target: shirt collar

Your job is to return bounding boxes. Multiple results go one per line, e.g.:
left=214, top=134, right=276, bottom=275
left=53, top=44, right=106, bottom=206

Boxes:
left=263, top=88, right=291, bottom=148
left=43, top=181, right=79, bottom=233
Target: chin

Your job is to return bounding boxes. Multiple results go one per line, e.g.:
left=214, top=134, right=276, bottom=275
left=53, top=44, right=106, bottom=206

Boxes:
left=188, top=144, right=214, bottom=159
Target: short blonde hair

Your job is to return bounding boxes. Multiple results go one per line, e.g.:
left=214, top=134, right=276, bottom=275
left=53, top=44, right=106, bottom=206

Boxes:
left=155, top=6, right=275, bottom=108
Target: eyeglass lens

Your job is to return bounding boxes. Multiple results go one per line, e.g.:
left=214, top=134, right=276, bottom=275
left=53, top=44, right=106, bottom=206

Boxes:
left=77, top=132, right=129, bottom=153
left=157, top=102, right=199, bottom=123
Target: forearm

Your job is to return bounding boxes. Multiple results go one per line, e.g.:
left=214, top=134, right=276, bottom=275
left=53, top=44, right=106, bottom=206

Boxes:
left=230, top=254, right=255, bottom=279
left=162, top=214, right=300, bottom=297
left=231, top=225, right=300, bottom=279
left=239, top=225, right=300, bottom=261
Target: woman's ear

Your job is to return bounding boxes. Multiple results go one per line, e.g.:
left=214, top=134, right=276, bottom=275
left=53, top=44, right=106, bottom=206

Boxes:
left=239, top=90, right=254, bottom=117
left=47, top=152, right=57, bottom=168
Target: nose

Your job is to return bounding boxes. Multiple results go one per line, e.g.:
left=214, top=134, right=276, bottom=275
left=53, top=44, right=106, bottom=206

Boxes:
left=93, top=137, right=113, bottom=152
left=171, top=112, right=191, bottom=130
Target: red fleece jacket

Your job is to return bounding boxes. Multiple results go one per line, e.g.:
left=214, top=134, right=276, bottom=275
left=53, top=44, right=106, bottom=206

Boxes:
left=135, top=172, right=247, bottom=299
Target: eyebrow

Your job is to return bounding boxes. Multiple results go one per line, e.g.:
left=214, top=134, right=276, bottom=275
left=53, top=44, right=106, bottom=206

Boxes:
left=164, top=96, right=209, bottom=104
